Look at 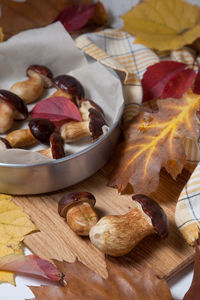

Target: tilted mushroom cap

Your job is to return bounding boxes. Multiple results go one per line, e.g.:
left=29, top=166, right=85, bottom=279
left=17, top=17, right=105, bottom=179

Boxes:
left=29, top=118, right=56, bottom=144
left=58, top=192, right=96, bottom=217
left=0, top=137, right=11, bottom=150
left=88, top=108, right=107, bottom=141
left=50, top=131, right=65, bottom=159
left=26, top=65, right=53, bottom=88
left=53, top=75, right=84, bottom=100
left=0, top=90, right=28, bottom=120
left=132, top=194, right=168, bottom=239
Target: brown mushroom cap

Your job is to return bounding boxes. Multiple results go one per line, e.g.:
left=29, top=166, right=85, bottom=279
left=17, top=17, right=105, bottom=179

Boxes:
left=50, top=131, right=65, bottom=159
left=58, top=192, right=96, bottom=217
left=0, top=90, right=28, bottom=120
left=26, top=65, right=53, bottom=88
left=89, top=108, right=107, bottom=141
left=0, top=137, right=11, bottom=150
left=53, top=75, right=84, bottom=100
left=132, top=194, right=168, bottom=239
left=29, top=118, right=56, bottom=144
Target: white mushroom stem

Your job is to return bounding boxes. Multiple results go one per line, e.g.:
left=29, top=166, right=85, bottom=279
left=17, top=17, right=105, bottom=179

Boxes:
left=0, top=102, right=14, bottom=133
left=10, top=73, right=44, bottom=104
left=6, top=128, right=37, bottom=148
left=61, top=121, right=90, bottom=142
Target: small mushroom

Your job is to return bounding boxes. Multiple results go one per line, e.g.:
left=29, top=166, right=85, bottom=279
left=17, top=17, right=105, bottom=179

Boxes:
left=10, top=65, right=53, bottom=104
left=38, top=131, right=65, bottom=159
left=0, top=137, right=11, bottom=150
left=6, top=118, right=56, bottom=148
left=58, top=192, right=99, bottom=236
left=53, top=75, right=84, bottom=103
left=0, top=90, right=28, bottom=133
left=60, top=99, right=108, bottom=142
left=89, top=194, right=168, bottom=257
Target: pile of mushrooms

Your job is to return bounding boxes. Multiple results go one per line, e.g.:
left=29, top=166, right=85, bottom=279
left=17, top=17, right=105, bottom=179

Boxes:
left=0, top=64, right=108, bottom=160
left=58, top=192, right=169, bottom=257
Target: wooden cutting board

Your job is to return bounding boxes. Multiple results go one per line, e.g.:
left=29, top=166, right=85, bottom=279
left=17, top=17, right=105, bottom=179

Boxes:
left=13, top=167, right=195, bottom=280
left=0, top=0, right=196, bottom=281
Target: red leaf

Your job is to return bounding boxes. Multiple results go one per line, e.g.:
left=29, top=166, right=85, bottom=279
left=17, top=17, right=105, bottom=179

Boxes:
left=0, top=254, right=65, bottom=284
left=193, top=67, right=200, bottom=94
left=31, top=97, right=82, bottom=126
left=142, top=61, right=187, bottom=102
left=162, top=69, right=196, bottom=99
left=54, top=3, right=96, bottom=31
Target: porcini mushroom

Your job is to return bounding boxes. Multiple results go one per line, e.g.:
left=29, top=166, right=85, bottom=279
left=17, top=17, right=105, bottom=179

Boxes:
left=0, top=137, right=11, bottom=151
left=10, top=65, right=53, bottom=104
left=0, top=90, right=28, bottom=133
left=58, top=192, right=99, bottom=236
left=53, top=75, right=84, bottom=103
left=39, top=131, right=65, bottom=159
left=60, top=99, right=108, bottom=142
left=6, top=118, right=56, bottom=148
left=89, top=194, right=168, bottom=257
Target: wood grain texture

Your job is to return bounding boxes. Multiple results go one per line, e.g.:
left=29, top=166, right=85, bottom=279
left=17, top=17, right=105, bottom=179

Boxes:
left=13, top=167, right=195, bottom=280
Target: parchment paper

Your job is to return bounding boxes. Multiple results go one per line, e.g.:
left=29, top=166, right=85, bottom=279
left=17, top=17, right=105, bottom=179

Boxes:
left=0, top=22, right=124, bottom=164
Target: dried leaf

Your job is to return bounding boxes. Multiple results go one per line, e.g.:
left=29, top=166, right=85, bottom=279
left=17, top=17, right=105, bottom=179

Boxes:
left=30, top=259, right=173, bottom=300
left=0, top=28, right=4, bottom=42
left=0, top=194, right=37, bottom=284
left=108, top=93, right=200, bottom=194
left=142, top=61, right=187, bottom=102
left=183, top=245, right=200, bottom=300
left=121, top=0, right=200, bottom=51
left=54, top=3, right=97, bottom=31
left=193, top=67, right=200, bottom=94
left=0, top=254, right=65, bottom=284
left=30, top=96, right=82, bottom=126
left=162, top=69, right=196, bottom=99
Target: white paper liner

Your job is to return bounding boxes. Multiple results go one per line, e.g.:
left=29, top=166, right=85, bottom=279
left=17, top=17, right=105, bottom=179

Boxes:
left=0, top=22, right=124, bottom=164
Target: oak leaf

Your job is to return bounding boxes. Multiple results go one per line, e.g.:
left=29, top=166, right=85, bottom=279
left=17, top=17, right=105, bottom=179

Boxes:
left=0, top=194, right=37, bottom=284
left=121, top=0, right=200, bottom=51
left=108, top=93, right=200, bottom=194
left=30, top=259, right=173, bottom=300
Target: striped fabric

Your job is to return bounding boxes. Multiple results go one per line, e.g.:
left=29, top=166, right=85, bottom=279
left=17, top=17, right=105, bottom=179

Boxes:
left=76, top=29, right=200, bottom=245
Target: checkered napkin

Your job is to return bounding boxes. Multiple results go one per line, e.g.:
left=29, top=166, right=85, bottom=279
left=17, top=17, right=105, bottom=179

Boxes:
left=76, top=29, right=200, bottom=246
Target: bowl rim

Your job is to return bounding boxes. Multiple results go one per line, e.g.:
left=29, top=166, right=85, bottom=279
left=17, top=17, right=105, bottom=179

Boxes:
left=0, top=94, right=125, bottom=168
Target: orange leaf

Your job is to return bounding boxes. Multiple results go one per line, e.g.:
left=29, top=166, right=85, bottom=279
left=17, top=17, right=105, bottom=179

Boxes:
left=30, top=259, right=173, bottom=300
left=108, top=93, right=200, bottom=194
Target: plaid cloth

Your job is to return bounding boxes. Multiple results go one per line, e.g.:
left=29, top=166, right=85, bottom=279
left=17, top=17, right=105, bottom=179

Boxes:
left=76, top=29, right=200, bottom=246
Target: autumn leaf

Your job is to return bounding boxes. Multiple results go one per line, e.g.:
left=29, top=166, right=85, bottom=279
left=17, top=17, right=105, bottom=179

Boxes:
left=30, top=259, right=173, bottom=300
left=108, top=93, right=200, bottom=194
left=121, top=0, right=200, bottom=51
left=142, top=61, right=187, bottom=102
left=193, top=67, right=200, bottom=95
left=0, top=28, right=3, bottom=42
left=0, top=254, right=65, bottom=284
left=0, top=194, right=37, bottom=284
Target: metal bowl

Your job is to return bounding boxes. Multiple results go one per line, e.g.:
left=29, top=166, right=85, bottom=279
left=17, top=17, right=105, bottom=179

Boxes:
left=0, top=102, right=124, bottom=195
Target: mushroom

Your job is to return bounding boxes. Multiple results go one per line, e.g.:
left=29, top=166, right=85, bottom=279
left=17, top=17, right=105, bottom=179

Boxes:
left=53, top=75, right=84, bottom=103
left=58, top=192, right=99, bottom=236
left=38, top=131, right=65, bottom=159
left=10, top=65, right=53, bottom=104
left=89, top=194, right=168, bottom=257
left=0, top=137, right=11, bottom=151
left=6, top=118, right=56, bottom=148
left=0, top=90, right=28, bottom=133
left=60, top=99, right=108, bottom=142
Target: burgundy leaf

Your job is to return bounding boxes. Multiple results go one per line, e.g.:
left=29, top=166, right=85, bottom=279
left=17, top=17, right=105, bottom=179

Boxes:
left=193, top=67, right=200, bottom=94
left=0, top=254, right=65, bottom=284
left=54, top=3, right=96, bottom=31
left=31, top=96, right=82, bottom=126
left=142, top=61, right=187, bottom=102
left=162, top=69, right=196, bottom=99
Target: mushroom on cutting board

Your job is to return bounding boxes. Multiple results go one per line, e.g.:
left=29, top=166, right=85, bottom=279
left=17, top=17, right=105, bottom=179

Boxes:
left=10, top=65, right=53, bottom=104
left=0, top=90, right=28, bottom=133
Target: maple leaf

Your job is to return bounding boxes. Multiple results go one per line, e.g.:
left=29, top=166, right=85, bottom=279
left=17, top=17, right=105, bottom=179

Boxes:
left=108, top=93, right=200, bottom=194
left=0, top=194, right=37, bottom=284
left=30, top=259, right=173, bottom=300
left=121, top=0, right=200, bottom=51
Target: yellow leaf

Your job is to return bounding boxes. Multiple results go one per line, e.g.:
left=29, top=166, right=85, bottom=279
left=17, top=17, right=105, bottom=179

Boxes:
left=0, top=194, right=37, bottom=284
left=121, top=0, right=200, bottom=51
left=0, top=27, right=3, bottom=42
